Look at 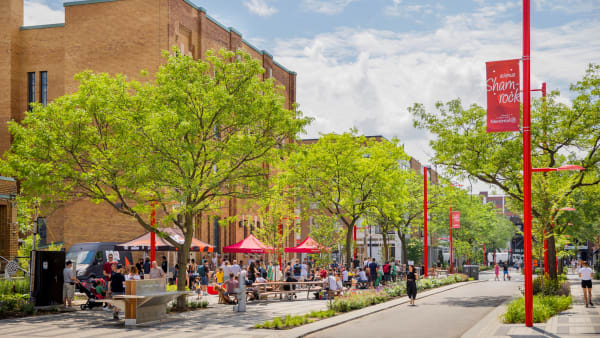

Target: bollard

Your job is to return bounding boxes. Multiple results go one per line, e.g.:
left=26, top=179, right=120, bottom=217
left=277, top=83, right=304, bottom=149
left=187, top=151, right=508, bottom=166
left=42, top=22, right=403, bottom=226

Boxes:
left=235, top=270, right=247, bottom=312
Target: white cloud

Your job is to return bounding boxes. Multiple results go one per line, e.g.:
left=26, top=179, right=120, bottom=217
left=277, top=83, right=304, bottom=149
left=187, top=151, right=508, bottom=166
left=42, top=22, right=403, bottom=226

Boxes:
left=23, top=0, right=64, bottom=26
left=533, top=0, right=600, bottom=14
left=274, top=7, right=600, bottom=164
left=302, top=0, right=358, bottom=15
left=243, top=0, right=278, bottom=17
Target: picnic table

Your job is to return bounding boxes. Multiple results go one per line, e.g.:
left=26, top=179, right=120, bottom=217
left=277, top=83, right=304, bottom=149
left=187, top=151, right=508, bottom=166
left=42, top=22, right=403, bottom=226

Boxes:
left=250, top=281, right=327, bottom=300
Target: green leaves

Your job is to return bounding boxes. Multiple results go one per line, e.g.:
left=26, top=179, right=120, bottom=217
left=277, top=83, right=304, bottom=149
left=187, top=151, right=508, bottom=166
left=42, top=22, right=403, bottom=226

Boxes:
left=2, top=48, right=310, bottom=251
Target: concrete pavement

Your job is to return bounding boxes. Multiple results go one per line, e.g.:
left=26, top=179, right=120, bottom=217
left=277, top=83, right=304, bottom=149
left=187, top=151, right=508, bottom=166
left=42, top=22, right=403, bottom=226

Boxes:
left=464, top=274, right=600, bottom=337
left=302, top=271, right=520, bottom=338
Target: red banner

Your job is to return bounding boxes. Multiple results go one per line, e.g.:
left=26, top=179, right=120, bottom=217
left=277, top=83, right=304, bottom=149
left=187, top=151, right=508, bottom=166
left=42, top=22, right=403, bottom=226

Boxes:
left=452, top=211, right=461, bottom=229
left=486, top=59, right=520, bottom=132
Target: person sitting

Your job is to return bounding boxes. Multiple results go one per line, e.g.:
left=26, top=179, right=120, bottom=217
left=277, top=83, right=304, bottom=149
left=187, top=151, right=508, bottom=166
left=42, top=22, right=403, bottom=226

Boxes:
left=283, top=272, right=297, bottom=300
left=325, top=270, right=339, bottom=298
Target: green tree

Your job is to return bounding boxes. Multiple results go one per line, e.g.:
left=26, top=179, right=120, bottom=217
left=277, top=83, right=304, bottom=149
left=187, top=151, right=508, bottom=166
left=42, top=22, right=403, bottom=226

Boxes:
left=280, top=132, right=408, bottom=265
left=411, top=64, right=600, bottom=279
left=1, top=49, right=311, bottom=309
left=307, top=215, right=346, bottom=267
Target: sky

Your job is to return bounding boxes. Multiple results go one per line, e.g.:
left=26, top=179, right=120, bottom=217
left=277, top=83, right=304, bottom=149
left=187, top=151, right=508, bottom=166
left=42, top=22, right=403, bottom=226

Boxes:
left=24, top=0, right=600, bottom=193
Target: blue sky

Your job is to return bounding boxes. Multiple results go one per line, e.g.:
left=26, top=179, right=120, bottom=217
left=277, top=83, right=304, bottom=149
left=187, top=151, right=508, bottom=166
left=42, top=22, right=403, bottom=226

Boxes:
left=24, top=0, right=600, bottom=191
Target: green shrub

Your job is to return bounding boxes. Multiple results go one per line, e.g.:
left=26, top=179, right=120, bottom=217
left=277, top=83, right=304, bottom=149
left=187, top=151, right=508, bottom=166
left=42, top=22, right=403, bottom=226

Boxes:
left=20, top=303, right=36, bottom=315
left=594, top=271, right=600, bottom=280
left=0, top=279, right=29, bottom=295
left=502, top=295, right=572, bottom=323
left=0, top=294, right=29, bottom=312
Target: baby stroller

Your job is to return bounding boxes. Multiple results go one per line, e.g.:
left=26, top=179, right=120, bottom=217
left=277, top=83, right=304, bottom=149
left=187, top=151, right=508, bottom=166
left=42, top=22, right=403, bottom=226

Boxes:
left=79, top=279, right=107, bottom=310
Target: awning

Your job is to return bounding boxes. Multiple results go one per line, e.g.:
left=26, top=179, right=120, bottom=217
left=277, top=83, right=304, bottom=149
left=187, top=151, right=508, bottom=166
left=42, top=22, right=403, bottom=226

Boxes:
left=114, top=227, right=214, bottom=252
left=222, top=234, right=274, bottom=254
left=284, top=236, right=329, bottom=253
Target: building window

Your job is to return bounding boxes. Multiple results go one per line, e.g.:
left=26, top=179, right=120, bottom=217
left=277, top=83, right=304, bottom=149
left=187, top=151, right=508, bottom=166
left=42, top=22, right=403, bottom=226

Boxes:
left=40, top=71, right=48, bottom=106
left=268, top=67, right=273, bottom=78
left=27, top=72, right=36, bottom=111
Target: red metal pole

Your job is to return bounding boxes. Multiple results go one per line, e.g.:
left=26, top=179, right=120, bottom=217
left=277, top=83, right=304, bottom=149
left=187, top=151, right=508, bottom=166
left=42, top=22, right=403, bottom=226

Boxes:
left=466, top=253, right=469, bottom=265
left=483, top=243, right=486, bottom=265
left=424, top=167, right=428, bottom=278
left=150, top=202, right=156, bottom=262
left=278, top=223, right=283, bottom=270
left=522, top=0, right=534, bottom=327
left=450, top=206, right=453, bottom=274
left=542, top=83, right=548, bottom=275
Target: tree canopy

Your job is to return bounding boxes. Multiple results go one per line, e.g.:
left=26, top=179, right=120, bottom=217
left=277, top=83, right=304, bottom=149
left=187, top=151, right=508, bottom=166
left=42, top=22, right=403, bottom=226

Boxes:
left=1, top=49, right=311, bottom=307
left=411, top=64, right=600, bottom=278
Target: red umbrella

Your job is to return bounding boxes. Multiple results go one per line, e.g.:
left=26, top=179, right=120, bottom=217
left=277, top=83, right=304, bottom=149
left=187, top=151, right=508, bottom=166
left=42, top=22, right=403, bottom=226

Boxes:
left=222, top=234, right=275, bottom=254
left=284, top=237, right=329, bottom=253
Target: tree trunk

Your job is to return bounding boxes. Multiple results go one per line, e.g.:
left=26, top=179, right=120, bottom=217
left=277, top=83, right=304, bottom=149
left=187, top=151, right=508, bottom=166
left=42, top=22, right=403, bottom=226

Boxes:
left=345, top=223, right=354, bottom=267
left=176, top=212, right=194, bottom=310
left=547, top=231, right=558, bottom=279
left=382, top=232, right=389, bottom=263
left=398, top=231, right=408, bottom=264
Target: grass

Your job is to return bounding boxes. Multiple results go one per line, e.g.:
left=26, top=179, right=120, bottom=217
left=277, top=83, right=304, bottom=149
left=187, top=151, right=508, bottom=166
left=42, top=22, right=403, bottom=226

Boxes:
left=502, top=295, right=572, bottom=323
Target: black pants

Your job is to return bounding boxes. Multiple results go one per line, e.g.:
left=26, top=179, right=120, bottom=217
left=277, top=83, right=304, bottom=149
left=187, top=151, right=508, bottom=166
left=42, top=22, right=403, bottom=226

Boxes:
left=407, top=281, right=417, bottom=300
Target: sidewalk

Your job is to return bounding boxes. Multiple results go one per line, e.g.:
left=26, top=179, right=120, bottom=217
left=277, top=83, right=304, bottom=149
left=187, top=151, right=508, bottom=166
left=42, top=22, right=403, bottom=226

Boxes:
left=463, top=274, right=600, bottom=337
left=0, top=280, right=481, bottom=337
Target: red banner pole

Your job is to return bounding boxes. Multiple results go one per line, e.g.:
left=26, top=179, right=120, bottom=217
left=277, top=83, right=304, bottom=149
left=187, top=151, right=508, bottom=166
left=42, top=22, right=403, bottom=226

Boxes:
left=278, top=223, right=283, bottom=270
left=522, top=0, right=534, bottom=327
left=424, top=167, right=428, bottom=278
left=150, top=202, right=156, bottom=262
left=450, top=206, right=453, bottom=274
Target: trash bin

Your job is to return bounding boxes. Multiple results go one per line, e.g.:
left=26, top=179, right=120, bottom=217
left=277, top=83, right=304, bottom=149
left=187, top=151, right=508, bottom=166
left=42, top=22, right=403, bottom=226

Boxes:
left=463, top=265, right=471, bottom=277
left=469, top=265, right=479, bottom=280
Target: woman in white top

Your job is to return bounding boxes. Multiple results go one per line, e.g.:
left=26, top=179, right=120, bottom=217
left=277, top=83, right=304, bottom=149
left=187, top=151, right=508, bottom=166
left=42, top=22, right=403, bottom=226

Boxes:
left=126, top=266, right=141, bottom=281
left=578, top=261, right=594, bottom=307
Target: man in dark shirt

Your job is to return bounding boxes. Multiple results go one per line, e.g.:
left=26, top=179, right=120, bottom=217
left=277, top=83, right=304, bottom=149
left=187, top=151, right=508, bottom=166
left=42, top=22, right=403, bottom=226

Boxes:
left=368, top=258, right=378, bottom=286
left=108, top=264, right=125, bottom=319
left=161, top=256, right=168, bottom=273
left=143, top=257, right=151, bottom=275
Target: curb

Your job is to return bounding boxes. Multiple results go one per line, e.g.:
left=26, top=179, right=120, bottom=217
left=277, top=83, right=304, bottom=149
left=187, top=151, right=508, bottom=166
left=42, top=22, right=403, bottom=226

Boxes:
left=266, top=279, right=487, bottom=338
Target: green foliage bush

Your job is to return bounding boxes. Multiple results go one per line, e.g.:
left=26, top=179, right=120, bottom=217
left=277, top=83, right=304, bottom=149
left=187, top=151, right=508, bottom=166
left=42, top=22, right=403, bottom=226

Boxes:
left=503, top=295, right=572, bottom=323
left=0, top=279, right=29, bottom=295
left=532, top=276, right=570, bottom=296
left=0, top=294, right=30, bottom=312
left=254, top=314, right=313, bottom=329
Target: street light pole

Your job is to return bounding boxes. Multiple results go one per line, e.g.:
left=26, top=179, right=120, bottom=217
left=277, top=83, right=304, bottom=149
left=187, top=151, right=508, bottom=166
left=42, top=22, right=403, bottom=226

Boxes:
left=424, top=166, right=429, bottom=278
left=150, top=202, right=156, bottom=262
left=522, top=0, right=534, bottom=327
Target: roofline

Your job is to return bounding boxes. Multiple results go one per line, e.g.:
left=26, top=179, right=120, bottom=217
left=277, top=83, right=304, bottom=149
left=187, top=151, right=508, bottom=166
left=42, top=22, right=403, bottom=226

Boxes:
left=20, top=23, right=65, bottom=30
left=64, top=0, right=120, bottom=7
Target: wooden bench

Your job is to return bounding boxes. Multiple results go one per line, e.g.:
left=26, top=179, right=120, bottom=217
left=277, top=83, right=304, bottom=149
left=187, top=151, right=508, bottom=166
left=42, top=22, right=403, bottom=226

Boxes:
left=253, top=281, right=326, bottom=300
left=104, top=279, right=192, bottom=326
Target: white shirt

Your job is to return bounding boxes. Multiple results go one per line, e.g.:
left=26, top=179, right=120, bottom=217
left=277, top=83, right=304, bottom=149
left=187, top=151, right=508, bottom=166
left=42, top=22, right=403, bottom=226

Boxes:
left=301, top=264, right=308, bottom=277
left=231, top=264, right=241, bottom=276
left=342, top=270, right=349, bottom=282
left=579, top=267, right=593, bottom=280
left=125, top=274, right=140, bottom=281
left=359, top=271, right=367, bottom=281
left=327, top=275, right=337, bottom=290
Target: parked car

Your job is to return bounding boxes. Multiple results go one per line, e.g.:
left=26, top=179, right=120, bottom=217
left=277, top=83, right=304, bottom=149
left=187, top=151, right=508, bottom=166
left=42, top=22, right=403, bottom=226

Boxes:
left=66, top=242, right=133, bottom=281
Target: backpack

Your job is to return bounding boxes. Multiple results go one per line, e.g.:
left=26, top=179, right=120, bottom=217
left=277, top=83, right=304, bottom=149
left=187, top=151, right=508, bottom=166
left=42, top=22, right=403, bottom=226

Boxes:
left=293, top=264, right=301, bottom=275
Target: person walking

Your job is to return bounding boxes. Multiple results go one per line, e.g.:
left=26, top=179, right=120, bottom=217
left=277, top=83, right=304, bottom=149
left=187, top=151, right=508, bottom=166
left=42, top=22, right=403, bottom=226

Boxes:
left=406, top=265, right=418, bottom=306
left=578, top=261, right=594, bottom=307
left=368, top=258, right=378, bottom=287
left=502, top=261, right=510, bottom=281
left=494, top=262, right=500, bottom=281
left=108, top=264, right=125, bottom=319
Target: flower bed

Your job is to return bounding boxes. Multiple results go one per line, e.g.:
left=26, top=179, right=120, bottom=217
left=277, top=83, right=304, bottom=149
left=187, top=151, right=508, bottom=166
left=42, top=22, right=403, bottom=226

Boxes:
left=502, top=295, right=572, bottom=323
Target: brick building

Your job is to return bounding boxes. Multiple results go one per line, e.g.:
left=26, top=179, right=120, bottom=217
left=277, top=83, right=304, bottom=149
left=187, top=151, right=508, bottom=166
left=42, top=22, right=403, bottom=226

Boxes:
left=0, top=0, right=297, bottom=253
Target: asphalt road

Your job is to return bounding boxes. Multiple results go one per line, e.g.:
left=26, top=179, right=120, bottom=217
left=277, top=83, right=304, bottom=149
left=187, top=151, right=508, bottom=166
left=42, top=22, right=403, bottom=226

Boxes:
left=307, top=271, right=521, bottom=338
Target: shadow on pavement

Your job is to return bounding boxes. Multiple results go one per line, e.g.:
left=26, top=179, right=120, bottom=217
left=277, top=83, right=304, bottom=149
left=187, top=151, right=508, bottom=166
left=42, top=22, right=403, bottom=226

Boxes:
left=438, top=295, right=509, bottom=308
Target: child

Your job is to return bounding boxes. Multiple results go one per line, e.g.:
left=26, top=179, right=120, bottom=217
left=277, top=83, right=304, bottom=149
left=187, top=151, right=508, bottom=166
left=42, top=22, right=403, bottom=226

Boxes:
left=216, top=267, right=224, bottom=285
left=494, top=263, right=500, bottom=281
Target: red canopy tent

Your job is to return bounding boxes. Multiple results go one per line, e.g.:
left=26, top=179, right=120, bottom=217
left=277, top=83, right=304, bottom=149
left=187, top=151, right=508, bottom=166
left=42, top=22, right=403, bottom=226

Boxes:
left=222, top=234, right=274, bottom=254
left=115, top=227, right=214, bottom=252
left=284, top=237, right=329, bottom=253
